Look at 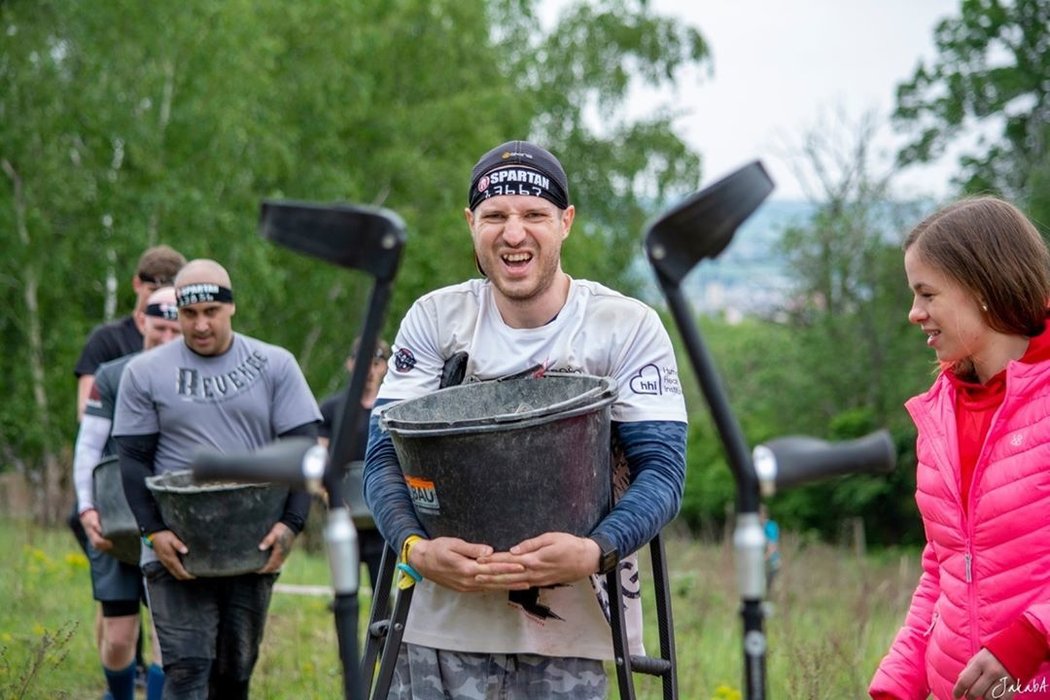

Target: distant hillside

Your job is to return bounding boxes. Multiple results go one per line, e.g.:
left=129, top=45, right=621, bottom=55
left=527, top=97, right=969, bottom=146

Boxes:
left=639, top=197, right=933, bottom=321
left=638, top=199, right=815, bottom=320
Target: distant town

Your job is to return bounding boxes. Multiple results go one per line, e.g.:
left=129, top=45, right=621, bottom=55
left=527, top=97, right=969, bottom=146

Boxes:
left=639, top=199, right=815, bottom=322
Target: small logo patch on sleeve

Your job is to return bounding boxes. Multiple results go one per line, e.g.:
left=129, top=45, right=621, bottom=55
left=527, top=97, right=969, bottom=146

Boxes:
left=405, top=475, right=439, bottom=512
left=394, top=347, right=417, bottom=373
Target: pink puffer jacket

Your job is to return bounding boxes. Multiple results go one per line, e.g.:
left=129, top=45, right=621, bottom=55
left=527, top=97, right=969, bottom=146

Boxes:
left=870, top=360, right=1050, bottom=699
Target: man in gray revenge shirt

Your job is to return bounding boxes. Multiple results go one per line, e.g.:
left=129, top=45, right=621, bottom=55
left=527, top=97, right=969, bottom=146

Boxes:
left=113, top=258, right=321, bottom=699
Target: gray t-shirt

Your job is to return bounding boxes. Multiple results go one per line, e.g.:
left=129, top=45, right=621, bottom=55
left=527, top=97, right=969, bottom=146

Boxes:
left=113, top=332, right=321, bottom=474
left=90, top=354, right=134, bottom=419
left=85, top=353, right=136, bottom=457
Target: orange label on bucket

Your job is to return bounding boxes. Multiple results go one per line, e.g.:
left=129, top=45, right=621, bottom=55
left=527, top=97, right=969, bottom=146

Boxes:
left=405, top=475, right=440, bottom=512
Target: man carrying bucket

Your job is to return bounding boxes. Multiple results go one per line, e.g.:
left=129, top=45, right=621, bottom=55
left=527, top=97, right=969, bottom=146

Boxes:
left=112, top=259, right=321, bottom=699
left=73, top=285, right=181, bottom=700
left=70, top=245, right=186, bottom=692
left=317, top=336, right=392, bottom=593
left=364, top=140, right=688, bottom=698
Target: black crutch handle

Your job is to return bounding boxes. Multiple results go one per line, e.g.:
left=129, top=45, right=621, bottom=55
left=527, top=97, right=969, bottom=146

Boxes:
left=190, top=437, right=327, bottom=493
left=752, top=429, right=896, bottom=496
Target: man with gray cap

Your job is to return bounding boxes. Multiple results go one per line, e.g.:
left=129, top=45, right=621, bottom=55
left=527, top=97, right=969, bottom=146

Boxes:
left=364, top=141, right=688, bottom=698
left=113, top=259, right=321, bottom=699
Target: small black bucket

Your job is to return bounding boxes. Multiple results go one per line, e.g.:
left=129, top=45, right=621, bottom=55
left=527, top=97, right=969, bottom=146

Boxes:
left=380, top=374, right=616, bottom=552
left=146, top=471, right=288, bottom=577
left=92, top=455, right=141, bottom=565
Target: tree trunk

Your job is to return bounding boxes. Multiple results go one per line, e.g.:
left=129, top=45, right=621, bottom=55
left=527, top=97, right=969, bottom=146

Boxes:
left=298, top=280, right=346, bottom=373
left=3, top=158, right=62, bottom=524
left=147, top=57, right=178, bottom=243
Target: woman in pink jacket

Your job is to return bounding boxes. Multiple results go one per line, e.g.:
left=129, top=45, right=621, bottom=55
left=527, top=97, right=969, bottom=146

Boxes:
left=870, top=196, right=1050, bottom=700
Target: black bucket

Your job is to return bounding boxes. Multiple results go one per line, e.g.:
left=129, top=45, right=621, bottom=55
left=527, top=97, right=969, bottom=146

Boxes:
left=92, top=455, right=141, bottom=565
left=380, top=374, right=616, bottom=552
left=146, top=470, right=288, bottom=577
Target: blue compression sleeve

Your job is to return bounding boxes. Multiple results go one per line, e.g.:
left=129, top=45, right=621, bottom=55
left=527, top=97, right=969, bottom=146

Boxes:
left=589, top=420, right=687, bottom=557
left=362, top=400, right=427, bottom=553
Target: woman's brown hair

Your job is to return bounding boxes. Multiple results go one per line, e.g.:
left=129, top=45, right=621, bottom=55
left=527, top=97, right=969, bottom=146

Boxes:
left=905, top=196, right=1050, bottom=337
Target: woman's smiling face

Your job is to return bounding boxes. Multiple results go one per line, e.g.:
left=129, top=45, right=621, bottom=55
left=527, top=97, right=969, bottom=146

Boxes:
left=905, top=246, right=989, bottom=368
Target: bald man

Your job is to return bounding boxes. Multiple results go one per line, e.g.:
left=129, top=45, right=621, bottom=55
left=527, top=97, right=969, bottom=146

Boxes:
left=113, top=259, right=321, bottom=699
left=73, top=285, right=182, bottom=700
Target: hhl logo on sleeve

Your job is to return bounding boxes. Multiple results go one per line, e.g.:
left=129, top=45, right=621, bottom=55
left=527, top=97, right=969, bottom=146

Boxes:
left=629, top=364, right=663, bottom=395
left=627, top=364, right=683, bottom=397
left=405, top=475, right=440, bottom=512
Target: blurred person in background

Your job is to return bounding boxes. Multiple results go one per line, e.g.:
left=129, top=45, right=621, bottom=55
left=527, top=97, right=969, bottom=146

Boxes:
left=317, top=336, right=391, bottom=594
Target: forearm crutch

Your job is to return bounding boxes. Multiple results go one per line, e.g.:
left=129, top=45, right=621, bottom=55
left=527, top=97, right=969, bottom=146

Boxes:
left=643, top=162, right=895, bottom=700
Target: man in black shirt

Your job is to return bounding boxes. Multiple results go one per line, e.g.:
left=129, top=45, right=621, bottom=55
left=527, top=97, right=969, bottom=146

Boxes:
left=317, top=337, right=390, bottom=592
left=74, top=245, right=187, bottom=421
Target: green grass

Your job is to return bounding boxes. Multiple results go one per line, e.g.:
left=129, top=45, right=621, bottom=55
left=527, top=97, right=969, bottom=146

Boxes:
left=0, top=518, right=917, bottom=699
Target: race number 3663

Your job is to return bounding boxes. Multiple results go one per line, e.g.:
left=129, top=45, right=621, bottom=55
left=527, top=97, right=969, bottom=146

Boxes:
left=405, top=475, right=440, bottom=512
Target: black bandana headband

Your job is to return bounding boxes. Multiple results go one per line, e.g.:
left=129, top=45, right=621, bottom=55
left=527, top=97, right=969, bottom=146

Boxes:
left=468, top=141, right=570, bottom=211
left=145, top=302, right=179, bottom=321
left=176, top=283, right=234, bottom=308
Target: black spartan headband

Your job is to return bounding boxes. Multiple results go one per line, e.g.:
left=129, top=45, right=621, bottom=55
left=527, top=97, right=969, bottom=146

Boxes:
left=468, top=141, right=570, bottom=212
left=145, top=302, right=179, bottom=321
left=176, top=283, right=234, bottom=308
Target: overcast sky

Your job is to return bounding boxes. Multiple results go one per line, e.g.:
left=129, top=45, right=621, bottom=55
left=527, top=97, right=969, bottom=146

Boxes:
left=581, top=0, right=964, bottom=201
left=651, top=1, right=961, bottom=201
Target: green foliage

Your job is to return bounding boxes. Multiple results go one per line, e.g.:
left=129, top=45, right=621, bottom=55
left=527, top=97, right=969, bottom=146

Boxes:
left=675, top=313, right=923, bottom=545
left=679, top=420, right=735, bottom=537
left=760, top=122, right=930, bottom=544
left=0, top=620, right=78, bottom=700
left=893, top=0, right=1050, bottom=227
left=0, top=1, right=710, bottom=497
left=0, top=527, right=92, bottom=697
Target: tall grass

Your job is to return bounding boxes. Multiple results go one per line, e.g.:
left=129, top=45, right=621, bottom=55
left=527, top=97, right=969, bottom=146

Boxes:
left=0, top=517, right=917, bottom=699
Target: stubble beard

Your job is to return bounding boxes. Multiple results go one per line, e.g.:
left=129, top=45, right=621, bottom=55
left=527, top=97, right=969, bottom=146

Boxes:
left=490, top=253, right=560, bottom=304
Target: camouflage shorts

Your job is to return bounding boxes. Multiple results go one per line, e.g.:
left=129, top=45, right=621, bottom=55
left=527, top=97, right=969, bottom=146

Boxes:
left=387, top=643, right=608, bottom=700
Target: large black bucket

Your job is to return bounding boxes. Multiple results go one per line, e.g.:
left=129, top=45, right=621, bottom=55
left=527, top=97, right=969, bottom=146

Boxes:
left=92, top=455, right=141, bottom=565
left=146, top=471, right=288, bottom=577
left=380, top=374, right=617, bottom=552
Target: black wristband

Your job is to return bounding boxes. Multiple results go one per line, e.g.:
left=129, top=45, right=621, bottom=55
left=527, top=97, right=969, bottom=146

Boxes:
left=590, top=532, right=620, bottom=574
